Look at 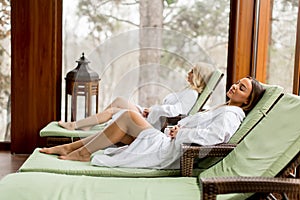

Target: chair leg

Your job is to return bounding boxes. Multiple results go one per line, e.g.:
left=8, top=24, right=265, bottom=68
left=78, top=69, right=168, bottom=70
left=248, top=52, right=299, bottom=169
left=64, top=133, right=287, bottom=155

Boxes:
left=4, top=122, right=11, bottom=141
left=180, top=149, right=194, bottom=177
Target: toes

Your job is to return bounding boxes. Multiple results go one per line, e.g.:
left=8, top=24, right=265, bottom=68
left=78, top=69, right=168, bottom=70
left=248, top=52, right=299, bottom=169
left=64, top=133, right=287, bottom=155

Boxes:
left=58, top=155, right=66, bottom=160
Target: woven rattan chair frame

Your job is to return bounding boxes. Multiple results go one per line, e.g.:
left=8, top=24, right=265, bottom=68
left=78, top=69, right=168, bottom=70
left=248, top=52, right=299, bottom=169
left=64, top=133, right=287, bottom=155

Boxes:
left=199, top=151, right=300, bottom=200
left=201, top=176, right=300, bottom=200
left=180, top=143, right=236, bottom=177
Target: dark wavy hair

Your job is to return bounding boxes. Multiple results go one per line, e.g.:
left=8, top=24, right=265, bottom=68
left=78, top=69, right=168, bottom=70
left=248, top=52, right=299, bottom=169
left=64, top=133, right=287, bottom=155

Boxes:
left=240, top=76, right=265, bottom=114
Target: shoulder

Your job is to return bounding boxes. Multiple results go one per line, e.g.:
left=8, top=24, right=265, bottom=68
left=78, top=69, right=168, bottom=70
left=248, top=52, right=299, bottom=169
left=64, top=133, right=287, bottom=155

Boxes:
left=181, top=88, right=198, bottom=97
left=215, top=105, right=245, bottom=121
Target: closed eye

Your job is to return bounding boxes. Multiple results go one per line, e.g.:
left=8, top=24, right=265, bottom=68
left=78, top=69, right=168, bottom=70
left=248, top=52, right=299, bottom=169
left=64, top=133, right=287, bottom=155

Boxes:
left=240, top=84, right=247, bottom=91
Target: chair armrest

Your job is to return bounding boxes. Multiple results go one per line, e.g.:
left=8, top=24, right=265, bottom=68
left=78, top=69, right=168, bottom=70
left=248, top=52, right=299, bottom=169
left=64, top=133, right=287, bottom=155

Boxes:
left=180, top=143, right=236, bottom=177
left=200, top=176, right=300, bottom=200
left=166, top=114, right=187, bottom=125
left=160, top=114, right=188, bottom=131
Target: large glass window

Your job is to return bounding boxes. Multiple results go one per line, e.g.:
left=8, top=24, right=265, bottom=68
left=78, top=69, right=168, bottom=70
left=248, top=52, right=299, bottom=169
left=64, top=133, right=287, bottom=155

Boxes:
left=267, top=0, right=298, bottom=93
left=0, top=0, right=11, bottom=142
left=62, top=0, right=230, bottom=120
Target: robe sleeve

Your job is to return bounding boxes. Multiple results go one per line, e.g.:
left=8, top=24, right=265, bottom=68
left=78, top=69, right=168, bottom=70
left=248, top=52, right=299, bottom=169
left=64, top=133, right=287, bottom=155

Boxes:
left=146, top=89, right=198, bottom=129
left=174, top=110, right=243, bottom=146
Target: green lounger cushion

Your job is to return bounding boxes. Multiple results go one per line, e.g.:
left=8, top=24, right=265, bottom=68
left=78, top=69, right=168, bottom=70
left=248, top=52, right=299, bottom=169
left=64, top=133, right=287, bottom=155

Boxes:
left=0, top=172, right=200, bottom=200
left=39, top=121, right=107, bottom=138
left=199, top=93, right=300, bottom=199
left=19, top=148, right=180, bottom=177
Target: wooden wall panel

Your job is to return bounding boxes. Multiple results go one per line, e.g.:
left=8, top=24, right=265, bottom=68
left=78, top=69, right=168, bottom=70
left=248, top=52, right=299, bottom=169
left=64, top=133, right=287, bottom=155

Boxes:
left=227, top=0, right=255, bottom=90
left=235, top=0, right=255, bottom=79
left=11, top=0, right=62, bottom=153
left=255, top=0, right=272, bottom=83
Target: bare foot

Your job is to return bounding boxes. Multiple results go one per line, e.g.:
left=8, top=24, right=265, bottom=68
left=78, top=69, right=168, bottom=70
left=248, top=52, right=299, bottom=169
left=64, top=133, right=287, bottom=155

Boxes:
left=58, top=121, right=76, bottom=130
left=58, top=121, right=93, bottom=131
left=77, top=126, right=93, bottom=131
left=39, top=145, right=72, bottom=156
left=58, top=148, right=91, bottom=162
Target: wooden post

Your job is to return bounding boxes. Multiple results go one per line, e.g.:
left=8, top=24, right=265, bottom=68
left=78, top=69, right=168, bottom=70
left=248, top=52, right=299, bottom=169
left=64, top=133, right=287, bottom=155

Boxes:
left=11, top=0, right=62, bottom=153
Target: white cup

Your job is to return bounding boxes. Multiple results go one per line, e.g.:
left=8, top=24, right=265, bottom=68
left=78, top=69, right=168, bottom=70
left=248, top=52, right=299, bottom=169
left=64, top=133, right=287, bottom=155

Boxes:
left=164, top=125, right=174, bottom=136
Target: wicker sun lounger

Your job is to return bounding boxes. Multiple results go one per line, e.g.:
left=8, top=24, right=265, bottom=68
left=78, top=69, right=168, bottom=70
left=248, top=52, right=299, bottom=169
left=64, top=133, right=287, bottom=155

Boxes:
left=0, top=92, right=299, bottom=200
left=19, top=84, right=283, bottom=178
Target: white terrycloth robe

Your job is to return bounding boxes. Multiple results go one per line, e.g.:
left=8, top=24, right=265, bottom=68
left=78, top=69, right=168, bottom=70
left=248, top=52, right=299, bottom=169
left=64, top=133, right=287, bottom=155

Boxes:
left=145, top=88, right=198, bottom=129
left=91, top=105, right=245, bottom=169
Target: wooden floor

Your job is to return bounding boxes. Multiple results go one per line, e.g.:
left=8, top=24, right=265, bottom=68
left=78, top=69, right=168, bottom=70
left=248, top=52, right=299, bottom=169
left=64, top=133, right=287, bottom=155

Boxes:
left=0, top=151, right=29, bottom=180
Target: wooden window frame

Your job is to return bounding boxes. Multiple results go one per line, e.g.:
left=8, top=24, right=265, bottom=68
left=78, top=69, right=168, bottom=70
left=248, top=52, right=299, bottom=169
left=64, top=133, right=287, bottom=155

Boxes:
left=228, top=0, right=300, bottom=95
left=227, top=0, right=255, bottom=91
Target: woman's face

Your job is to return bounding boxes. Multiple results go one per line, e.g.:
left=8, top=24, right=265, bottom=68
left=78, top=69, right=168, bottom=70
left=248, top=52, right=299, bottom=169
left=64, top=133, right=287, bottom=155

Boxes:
left=187, top=68, right=194, bottom=84
left=227, top=77, right=252, bottom=107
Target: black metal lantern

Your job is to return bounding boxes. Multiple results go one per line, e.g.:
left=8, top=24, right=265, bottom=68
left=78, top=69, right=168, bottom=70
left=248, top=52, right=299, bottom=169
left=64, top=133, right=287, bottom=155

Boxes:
left=65, top=53, right=100, bottom=121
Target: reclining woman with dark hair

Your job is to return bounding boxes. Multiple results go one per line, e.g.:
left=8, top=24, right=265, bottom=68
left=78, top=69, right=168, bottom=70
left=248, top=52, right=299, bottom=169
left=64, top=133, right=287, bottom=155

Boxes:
left=40, top=76, right=265, bottom=170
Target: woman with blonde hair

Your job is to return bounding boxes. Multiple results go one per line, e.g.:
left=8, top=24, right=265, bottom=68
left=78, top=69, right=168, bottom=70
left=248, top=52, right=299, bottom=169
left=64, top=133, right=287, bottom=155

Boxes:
left=189, top=62, right=213, bottom=93
left=58, top=63, right=214, bottom=130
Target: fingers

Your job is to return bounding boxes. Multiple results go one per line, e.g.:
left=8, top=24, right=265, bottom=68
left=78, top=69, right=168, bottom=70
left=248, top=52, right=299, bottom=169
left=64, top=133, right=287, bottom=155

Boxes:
left=169, top=126, right=179, bottom=139
left=142, top=108, right=150, bottom=118
left=142, top=111, right=148, bottom=118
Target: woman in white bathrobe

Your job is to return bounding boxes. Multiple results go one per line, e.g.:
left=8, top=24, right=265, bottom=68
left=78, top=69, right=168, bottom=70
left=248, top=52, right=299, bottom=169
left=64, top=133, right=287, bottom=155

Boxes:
left=40, top=77, right=265, bottom=169
left=58, top=62, right=214, bottom=130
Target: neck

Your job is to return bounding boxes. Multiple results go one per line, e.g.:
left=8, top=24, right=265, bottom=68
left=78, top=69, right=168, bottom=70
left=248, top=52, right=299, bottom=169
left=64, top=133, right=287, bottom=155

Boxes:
left=227, top=100, right=242, bottom=107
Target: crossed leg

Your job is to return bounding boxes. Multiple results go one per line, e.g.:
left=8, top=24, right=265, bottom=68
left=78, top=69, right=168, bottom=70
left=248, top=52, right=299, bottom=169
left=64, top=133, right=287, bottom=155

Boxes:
left=40, top=110, right=152, bottom=161
left=58, top=97, right=141, bottom=130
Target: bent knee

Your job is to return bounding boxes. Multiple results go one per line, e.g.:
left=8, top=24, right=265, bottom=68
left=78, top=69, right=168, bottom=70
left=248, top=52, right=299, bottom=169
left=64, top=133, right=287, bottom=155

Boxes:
left=105, top=107, right=121, bottom=116
left=112, top=97, right=127, bottom=106
left=118, top=110, right=140, bottom=119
